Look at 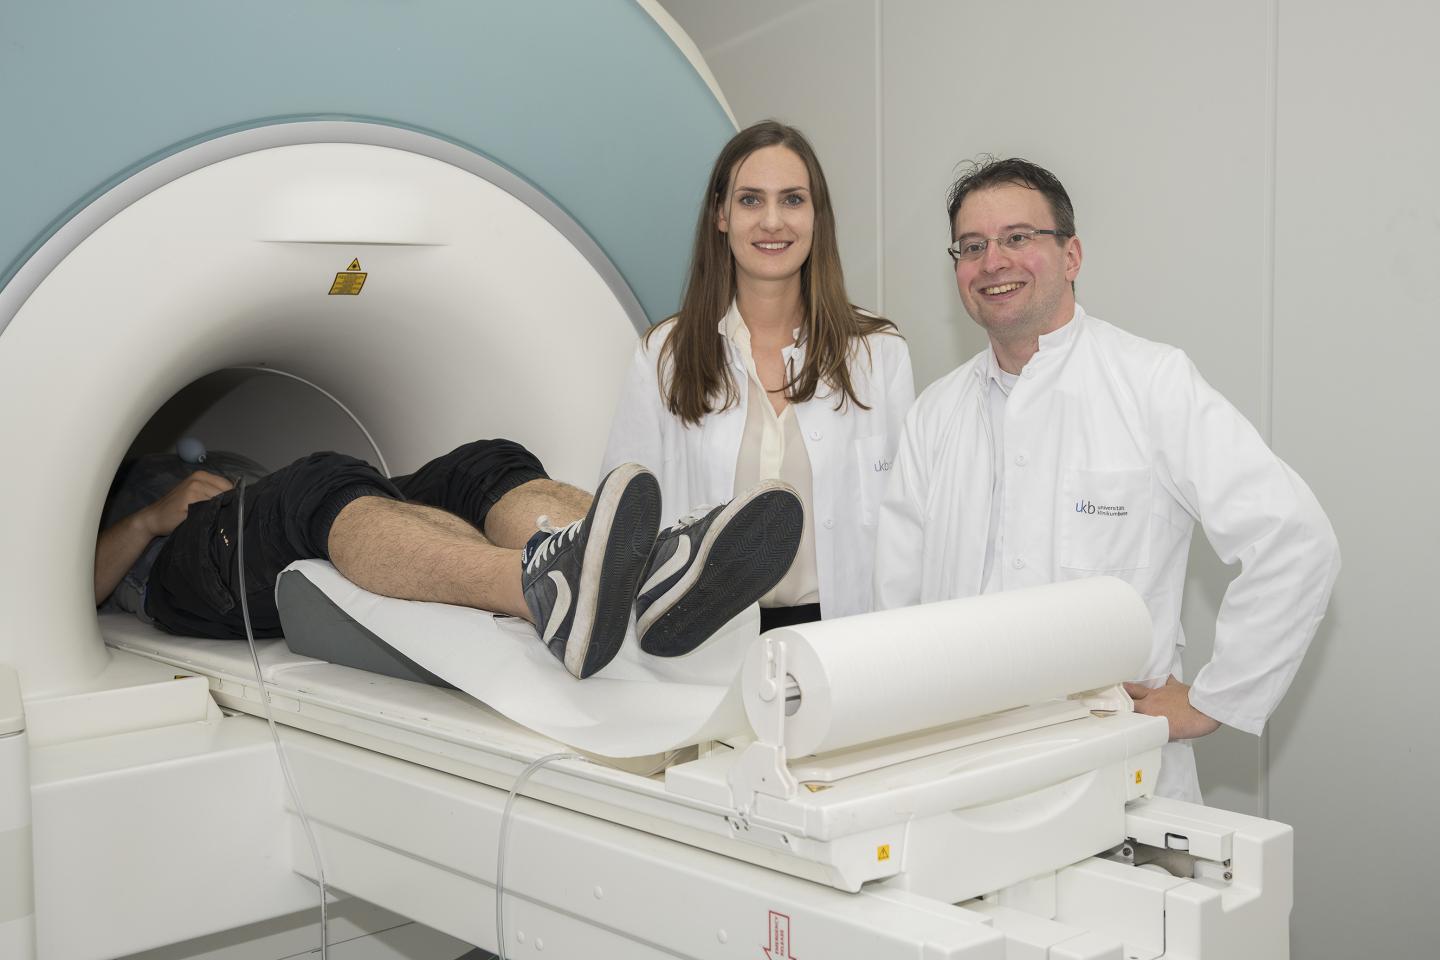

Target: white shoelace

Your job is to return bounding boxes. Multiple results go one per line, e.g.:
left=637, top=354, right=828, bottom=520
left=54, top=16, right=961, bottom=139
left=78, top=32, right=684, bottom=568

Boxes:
left=672, top=503, right=717, bottom=530
left=525, top=514, right=583, bottom=572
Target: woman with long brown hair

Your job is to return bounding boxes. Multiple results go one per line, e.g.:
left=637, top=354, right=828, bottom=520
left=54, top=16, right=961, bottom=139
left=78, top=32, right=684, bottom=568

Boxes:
left=603, top=120, right=914, bottom=631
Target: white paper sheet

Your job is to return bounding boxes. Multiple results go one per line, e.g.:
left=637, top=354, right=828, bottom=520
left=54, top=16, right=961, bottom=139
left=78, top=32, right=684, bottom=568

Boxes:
left=286, top=560, right=753, bottom=757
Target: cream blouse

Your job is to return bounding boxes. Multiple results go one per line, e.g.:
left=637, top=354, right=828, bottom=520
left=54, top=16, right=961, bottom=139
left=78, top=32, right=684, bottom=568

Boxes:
left=723, top=305, right=820, bottom=607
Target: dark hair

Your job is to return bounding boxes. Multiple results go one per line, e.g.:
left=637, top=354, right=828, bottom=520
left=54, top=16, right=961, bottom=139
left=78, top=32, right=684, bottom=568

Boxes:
left=945, top=156, right=1076, bottom=241
left=654, top=120, right=895, bottom=427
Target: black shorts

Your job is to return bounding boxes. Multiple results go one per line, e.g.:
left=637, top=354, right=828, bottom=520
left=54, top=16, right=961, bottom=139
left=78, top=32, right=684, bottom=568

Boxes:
left=145, top=439, right=548, bottom=639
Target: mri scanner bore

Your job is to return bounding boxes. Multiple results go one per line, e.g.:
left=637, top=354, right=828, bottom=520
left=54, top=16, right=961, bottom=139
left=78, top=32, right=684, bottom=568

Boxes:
left=94, top=436, right=804, bottom=679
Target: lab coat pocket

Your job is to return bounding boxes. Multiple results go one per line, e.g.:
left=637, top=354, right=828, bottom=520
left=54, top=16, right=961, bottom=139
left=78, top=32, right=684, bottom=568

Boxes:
left=1061, top=468, right=1152, bottom=572
left=855, top=434, right=891, bottom=525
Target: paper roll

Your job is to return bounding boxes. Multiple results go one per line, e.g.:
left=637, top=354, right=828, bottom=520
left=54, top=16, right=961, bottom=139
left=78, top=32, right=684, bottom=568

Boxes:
left=744, top=577, right=1153, bottom=757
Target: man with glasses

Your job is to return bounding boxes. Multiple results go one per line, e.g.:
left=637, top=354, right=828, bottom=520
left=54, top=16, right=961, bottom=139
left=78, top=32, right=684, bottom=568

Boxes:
left=874, top=157, right=1339, bottom=802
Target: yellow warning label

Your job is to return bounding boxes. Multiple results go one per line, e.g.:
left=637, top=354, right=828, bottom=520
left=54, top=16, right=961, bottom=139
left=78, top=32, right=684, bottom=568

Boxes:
left=1135, top=770, right=1143, bottom=785
left=348, top=258, right=362, bottom=271
left=877, top=844, right=891, bottom=862
left=329, top=271, right=367, bottom=296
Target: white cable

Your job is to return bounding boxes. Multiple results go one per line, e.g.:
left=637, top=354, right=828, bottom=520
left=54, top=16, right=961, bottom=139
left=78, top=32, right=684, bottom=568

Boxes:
left=495, top=752, right=582, bottom=960
left=233, top=366, right=390, bottom=477
left=236, top=477, right=331, bottom=960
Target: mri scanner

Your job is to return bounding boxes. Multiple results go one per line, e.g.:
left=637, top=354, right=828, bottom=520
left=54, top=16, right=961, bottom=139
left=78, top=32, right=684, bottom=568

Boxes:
left=0, top=3, right=1295, bottom=958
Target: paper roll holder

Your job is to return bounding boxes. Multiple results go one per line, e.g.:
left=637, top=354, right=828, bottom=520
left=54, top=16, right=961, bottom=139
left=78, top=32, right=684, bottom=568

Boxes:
left=728, top=635, right=802, bottom=809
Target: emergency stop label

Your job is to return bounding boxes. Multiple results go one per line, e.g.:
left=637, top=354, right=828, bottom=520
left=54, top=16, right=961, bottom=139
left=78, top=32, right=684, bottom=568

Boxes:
left=765, top=911, right=797, bottom=959
left=329, top=259, right=367, bottom=295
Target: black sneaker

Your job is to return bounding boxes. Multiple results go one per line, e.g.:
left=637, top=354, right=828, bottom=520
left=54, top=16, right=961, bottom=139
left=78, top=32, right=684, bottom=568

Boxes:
left=633, top=480, right=803, bottom=657
left=521, top=463, right=660, bottom=678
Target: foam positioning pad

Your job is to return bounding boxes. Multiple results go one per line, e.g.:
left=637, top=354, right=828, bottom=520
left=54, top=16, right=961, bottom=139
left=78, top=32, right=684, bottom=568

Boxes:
left=278, top=571, right=452, bottom=688
left=273, top=560, right=754, bottom=757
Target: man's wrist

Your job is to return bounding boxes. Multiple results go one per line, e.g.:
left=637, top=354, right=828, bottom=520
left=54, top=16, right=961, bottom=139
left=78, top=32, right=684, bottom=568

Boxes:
left=131, top=507, right=161, bottom=540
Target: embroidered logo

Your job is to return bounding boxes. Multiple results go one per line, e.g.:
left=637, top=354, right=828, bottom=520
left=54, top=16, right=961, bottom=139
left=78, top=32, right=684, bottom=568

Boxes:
left=1075, top=500, right=1129, bottom=518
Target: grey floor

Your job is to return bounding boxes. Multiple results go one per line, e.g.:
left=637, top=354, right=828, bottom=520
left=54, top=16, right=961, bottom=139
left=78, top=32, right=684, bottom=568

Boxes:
left=118, top=898, right=482, bottom=960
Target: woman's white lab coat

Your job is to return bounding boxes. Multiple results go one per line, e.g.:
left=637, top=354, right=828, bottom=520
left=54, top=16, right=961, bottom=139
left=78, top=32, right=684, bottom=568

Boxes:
left=875, top=307, right=1340, bottom=801
left=602, top=316, right=915, bottom=618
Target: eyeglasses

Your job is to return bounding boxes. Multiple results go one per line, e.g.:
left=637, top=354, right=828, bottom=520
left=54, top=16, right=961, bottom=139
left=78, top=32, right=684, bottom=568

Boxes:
left=946, top=228, right=1070, bottom=262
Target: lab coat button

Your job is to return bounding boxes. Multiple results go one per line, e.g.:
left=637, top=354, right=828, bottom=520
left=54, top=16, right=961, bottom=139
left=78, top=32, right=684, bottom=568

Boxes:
left=809, top=430, right=822, bottom=441
left=823, top=518, right=834, bottom=529
left=1012, top=557, right=1025, bottom=569
left=1015, top=453, right=1027, bottom=466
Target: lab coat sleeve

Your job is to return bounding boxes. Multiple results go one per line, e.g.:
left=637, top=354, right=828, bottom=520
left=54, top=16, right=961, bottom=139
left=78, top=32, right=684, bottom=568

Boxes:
left=873, top=399, right=929, bottom=611
left=600, top=337, right=667, bottom=484
left=1146, top=349, right=1340, bottom=735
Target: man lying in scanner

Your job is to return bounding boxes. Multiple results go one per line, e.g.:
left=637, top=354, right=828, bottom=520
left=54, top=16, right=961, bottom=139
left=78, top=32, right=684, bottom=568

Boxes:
left=96, top=439, right=803, bottom=679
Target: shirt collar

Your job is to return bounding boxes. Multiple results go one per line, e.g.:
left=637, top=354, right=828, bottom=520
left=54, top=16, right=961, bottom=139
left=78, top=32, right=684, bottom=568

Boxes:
left=985, top=352, right=1020, bottom=396
left=719, top=300, right=804, bottom=356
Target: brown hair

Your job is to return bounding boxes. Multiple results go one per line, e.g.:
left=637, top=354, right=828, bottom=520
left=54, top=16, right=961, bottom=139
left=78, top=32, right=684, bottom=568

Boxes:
left=946, top=155, right=1076, bottom=241
left=653, top=120, right=896, bottom=426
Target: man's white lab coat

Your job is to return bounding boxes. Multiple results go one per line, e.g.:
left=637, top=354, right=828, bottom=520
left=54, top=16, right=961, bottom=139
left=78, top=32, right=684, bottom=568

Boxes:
left=875, top=306, right=1339, bottom=801
left=603, top=317, right=915, bottom=618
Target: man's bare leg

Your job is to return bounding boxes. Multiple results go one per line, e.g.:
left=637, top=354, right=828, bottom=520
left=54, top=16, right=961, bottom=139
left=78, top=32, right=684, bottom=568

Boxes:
left=325, top=466, right=665, bottom=679
left=481, top=478, right=594, bottom=549
left=326, top=496, right=530, bottom=620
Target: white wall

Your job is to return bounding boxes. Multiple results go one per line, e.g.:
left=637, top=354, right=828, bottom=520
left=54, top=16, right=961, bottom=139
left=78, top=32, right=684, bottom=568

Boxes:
left=1268, top=5, right=1440, bottom=957
left=662, top=1, right=1436, bottom=956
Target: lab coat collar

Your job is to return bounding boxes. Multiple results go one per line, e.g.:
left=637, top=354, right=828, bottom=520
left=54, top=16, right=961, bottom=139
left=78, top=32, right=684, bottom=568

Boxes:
left=974, top=303, right=1086, bottom=383
left=1036, top=303, right=1084, bottom=354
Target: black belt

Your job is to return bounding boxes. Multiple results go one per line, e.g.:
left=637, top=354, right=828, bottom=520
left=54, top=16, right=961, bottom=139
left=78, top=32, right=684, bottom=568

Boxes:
left=759, top=603, right=822, bottom=632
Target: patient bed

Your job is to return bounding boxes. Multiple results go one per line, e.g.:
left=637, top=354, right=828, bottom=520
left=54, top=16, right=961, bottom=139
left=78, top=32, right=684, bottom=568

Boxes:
left=83, top=570, right=1293, bottom=959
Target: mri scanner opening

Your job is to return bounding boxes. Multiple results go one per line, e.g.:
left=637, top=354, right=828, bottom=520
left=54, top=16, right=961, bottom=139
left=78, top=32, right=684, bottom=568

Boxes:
left=121, top=368, right=383, bottom=475
left=0, top=135, right=643, bottom=695
left=96, top=365, right=384, bottom=640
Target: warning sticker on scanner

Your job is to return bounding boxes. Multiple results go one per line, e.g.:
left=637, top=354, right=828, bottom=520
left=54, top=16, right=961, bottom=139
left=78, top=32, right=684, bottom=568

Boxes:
left=329, top=259, right=367, bottom=295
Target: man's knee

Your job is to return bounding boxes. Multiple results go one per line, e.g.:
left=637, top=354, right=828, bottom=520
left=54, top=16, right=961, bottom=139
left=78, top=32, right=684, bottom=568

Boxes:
left=445, top=438, right=546, bottom=472
left=267, top=452, right=401, bottom=558
left=394, top=440, right=548, bottom=525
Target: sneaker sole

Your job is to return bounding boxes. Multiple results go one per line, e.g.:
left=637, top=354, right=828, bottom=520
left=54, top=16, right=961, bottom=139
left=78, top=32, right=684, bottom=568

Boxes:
left=567, top=465, right=661, bottom=679
left=637, top=481, right=803, bottom=657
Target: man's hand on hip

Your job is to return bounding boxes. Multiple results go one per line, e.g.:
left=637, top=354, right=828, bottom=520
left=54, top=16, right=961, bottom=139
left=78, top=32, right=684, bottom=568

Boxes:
left=139, top=470, right=234, bottom=537
left=1124, top=675, right=1221, bottom=741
